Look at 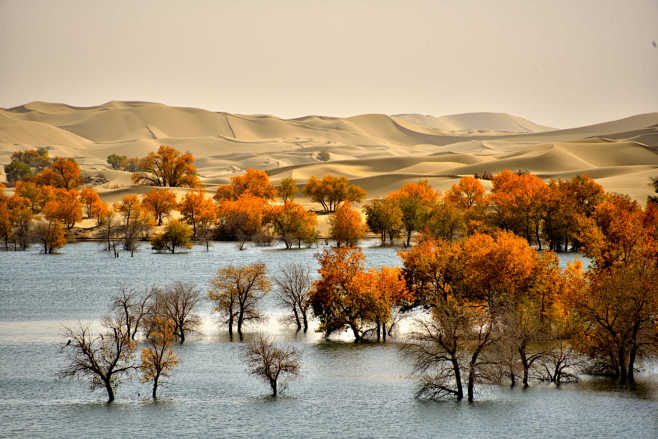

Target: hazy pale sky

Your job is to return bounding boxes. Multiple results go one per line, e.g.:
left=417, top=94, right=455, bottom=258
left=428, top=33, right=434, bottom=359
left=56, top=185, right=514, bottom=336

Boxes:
left=1, top=0, right=656, bottom=128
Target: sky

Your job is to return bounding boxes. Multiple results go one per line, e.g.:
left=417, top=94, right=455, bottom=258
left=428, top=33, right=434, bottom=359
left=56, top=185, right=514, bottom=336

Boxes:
left=0, top=0, right=656, bottom=128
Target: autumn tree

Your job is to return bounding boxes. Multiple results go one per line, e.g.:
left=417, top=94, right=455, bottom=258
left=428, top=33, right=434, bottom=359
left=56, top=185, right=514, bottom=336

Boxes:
left=4, top=148, right=51, bottom=184
left=0, top=189, right=10, bottom=250
left=15, top=181, right=53, bottom=213
left=148, top=282, right=201, bottom=344
left=364, top=198, right=403, bottom=245
left=43, top=189, right=82, bottom=230
left=566, top=194, right=658, bottom=383
left=34, top=157, right=82, bottom=190
left=303, top=175, right=366, bottom=213
left=217, top=194, right=267, bottom=250
left=423, top=198, right=464, bottom=242
left=351, top=266, right=411, bottom=341
left=114, top=195, right=154, bottom=256
left=6, top=194, right=33, bottom=250
left=34, top=217, right=66, bottom=254
left=329, top=201, right=366, bottom=247
left=274, top=263, right=312, bottom=332
left=244, top=334, right=301, bottom=397
left=208, top=263, right=271, bottom=339
left=277, top=177, right=298, bottom=202
left=387, top=180, right=438, bottom=247
left=131, top=145, right=200, bottom=188
left=94, top=202, right=119, bottom=254
left=214, top=169, right=276, bottom=202
left=268, top=201, right=318, bottom=249
left=58, top=318, right=137, bottom=403
left=489, top=170, right=548, bottom=248
left=142, top=188, right=177, bottom=226
left=151, top=220, right=193, bottom=254
left=179, top=188, right=216, bottom=239
left=80, top=188, right=101, bottom=219
left=140, top=316, right=179, bottom=399
left=444, top=176, right=489, bottom=235
left=309, top=247, right=370, bottom=342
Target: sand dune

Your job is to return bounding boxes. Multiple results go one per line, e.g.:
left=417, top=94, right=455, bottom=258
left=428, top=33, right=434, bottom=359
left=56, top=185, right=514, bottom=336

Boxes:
left=393, top=112, right=555, bottom=133
left=0, top=101, right=656, bottom=203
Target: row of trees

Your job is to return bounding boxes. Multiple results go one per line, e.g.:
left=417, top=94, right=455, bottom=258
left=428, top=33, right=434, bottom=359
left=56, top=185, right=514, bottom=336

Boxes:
left=363, top=172, right=636, bottom=251
left=400, top=192, right=657, bottom=401
left=60, top=276, right=303, bottom=402
left=59, top=186, right=656, bottom=402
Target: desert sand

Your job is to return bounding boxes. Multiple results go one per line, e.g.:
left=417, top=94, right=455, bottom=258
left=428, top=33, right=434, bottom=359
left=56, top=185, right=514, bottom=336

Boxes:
left=1, top=101, right=656, bottom=204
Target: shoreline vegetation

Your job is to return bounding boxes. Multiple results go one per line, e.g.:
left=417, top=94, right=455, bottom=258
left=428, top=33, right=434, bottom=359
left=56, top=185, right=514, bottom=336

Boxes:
left=1, top=145, right=657, bottom=404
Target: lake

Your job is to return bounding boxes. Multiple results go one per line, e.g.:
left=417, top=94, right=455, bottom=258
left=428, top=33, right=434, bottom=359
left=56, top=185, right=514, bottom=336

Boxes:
left=0, top=241, right=656, bottom=438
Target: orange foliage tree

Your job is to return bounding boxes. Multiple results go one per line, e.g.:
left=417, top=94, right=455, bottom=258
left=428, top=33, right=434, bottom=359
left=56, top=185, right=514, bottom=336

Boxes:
left=387, top=180, right=438, bottom=247
left=214, top=169, right=276, bottom=202
left=179, top=189, right=217, bottom=240
left=445, top=176, right=488, bottom=234
left=140, top=317, right=179, bottom=400
left=217, top=194, right=267, bottom=250
left=309, top=247, right=408, bottom=343
left=43, top=189, right=83, bottom=230
left=142, top=188, right=177, bottom=226
left=131, top=145, right=200, bottom=188
left=34, top=157, right=82, bottom=190
left=329, top=201, right=366, bottom=247
left=80, top=188, right=101, bottom=219
left=303, top=175, right=366, bottom=213
left=564, top=194, right=658, bottom=383
left=277, top=177, right=298, bottom=202
left=268, top=201, right=317, bottom=248
left=489, top=170, right=548, bottom=248
left=364, top=198, right=403, bottom=245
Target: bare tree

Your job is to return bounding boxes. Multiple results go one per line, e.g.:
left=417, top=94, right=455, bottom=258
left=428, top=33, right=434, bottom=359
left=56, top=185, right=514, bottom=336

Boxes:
left=58, top=318, right=137, bottom=402
left=149, top=282, right=201, bottom=344
left=244, top=334, right=301, bottom=397
left=401, top=298, right=468, bottom=401
left=208, top=263, right=271, bottom=340
left=273, top=263, right=312, bottom=332
left=535, top=340, right=582, bottom=386
left=112, top=288, right=153, bottom=340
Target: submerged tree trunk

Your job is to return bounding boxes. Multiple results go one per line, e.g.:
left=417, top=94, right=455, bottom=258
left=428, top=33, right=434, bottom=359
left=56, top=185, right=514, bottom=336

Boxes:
left=452, top=357, right=464, bottom=401
left=105, top=379, right=115, bottom=403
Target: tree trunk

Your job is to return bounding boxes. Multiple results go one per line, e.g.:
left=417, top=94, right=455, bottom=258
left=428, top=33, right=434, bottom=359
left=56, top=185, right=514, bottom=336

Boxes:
left=617, top=345, right=627, bottom=384
left=270, top=379, right=277, bottom=397
left=293, top=307, right=301, bottom=332
left=519, top=346, right=530, bottom=388
left=628, top=345, right=637, bottom=383
left=178, top=327, right=185, bottom=344
left=382, top=322, right=387, bottom=342
left=228, top=315, right=234, bottom=339
left=406, top=229, right=412, bottom=247
left=105, top=379, right=115, bottom=403
left=452, top=357, right=463, bottom=401
left=152, top=374, right=159, bottom=399
left=349, top=322, right=361, bottom=343
left=302, top=312, right=308, bottom=333
left=467, top=366, right=475, bottom=403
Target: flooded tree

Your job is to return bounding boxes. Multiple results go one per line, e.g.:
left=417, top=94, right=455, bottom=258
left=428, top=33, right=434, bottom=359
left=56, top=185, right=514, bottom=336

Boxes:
left=112, top=288, right=153, bottom=340
left=140, top=316, right=179, bottom=399
left=58, top=318, right=136, bottom=403
left=208, top=263, right=271, bottom=339
left=149, top=282, right=201, bottom=344
left=273, top=263, right=312, bottom=332
left=244, top=334, right=301, bottom=397
left=150, top=220, right=192, bottom=254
